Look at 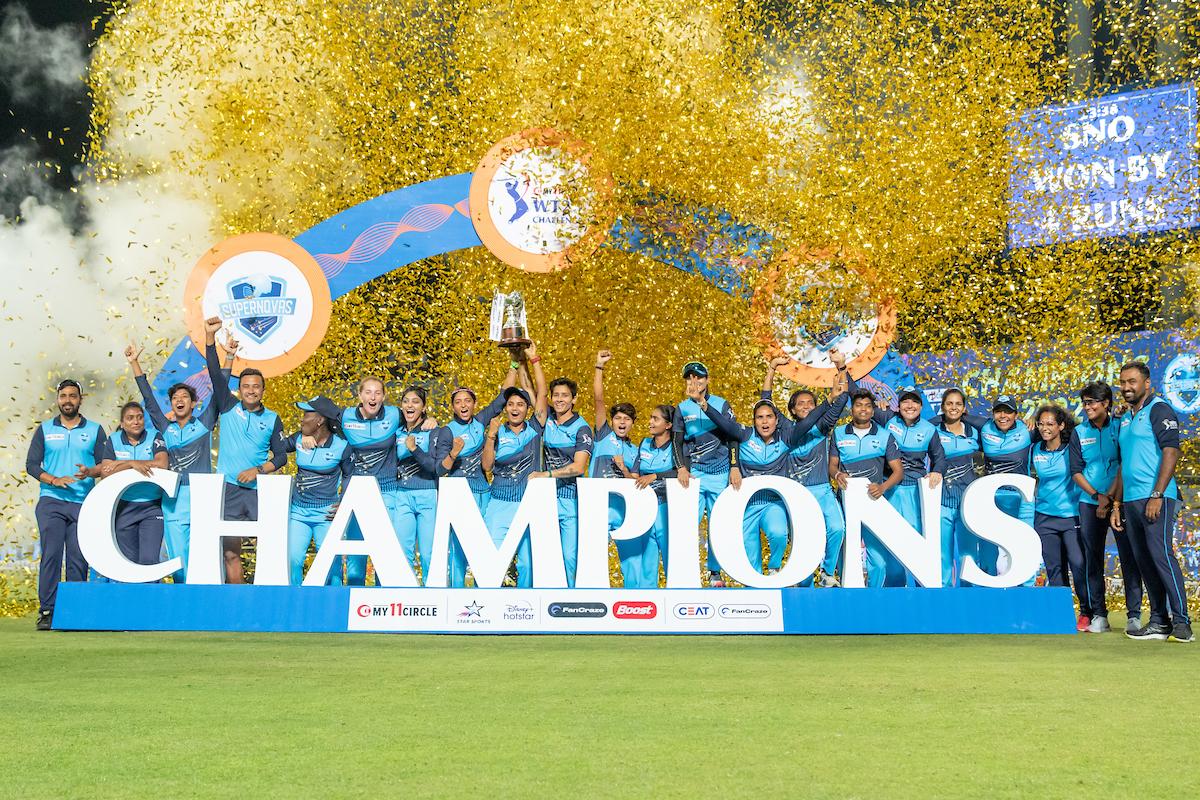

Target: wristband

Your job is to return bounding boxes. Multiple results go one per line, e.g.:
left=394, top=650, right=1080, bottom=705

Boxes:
left=509, top=361, right=520, bottom=370
left=595, top=365, right=604, bottom=370
left=529, top=356, right=541, bottom=364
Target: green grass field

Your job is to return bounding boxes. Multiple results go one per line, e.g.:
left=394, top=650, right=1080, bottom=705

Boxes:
left=2, top=617, right=1196, bottom=799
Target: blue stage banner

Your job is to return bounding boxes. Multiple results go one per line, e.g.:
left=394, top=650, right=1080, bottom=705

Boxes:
left=52, top=584, right=1077, bottom=635
left=1008, top=82, right=1198, bottom=248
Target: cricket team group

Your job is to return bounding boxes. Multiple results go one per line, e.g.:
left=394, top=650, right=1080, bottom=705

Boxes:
left=26, top=316, right=1193, bottom=642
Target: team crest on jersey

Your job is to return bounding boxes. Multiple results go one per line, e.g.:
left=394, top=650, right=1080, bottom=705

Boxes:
left=219, top=274, right=298, bottom=344
left=1163, top=354, right=1200, bottom=414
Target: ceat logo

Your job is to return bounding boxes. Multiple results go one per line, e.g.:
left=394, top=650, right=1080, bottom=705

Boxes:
left=673, top=603, right=714, bottom=619
left=613, top=601, right=657, bottom=620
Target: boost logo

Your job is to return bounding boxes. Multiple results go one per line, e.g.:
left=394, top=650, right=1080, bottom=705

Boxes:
left=613, top=601, right=657, bottom=620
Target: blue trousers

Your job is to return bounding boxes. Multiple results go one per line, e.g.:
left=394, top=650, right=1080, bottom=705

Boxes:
left=36, top=497, right=85, bottom=611
left=484, top=498, right=533, bottom=587
left=288, top=503, right=338, bottom=585
left=1034, top=513, right=1083, bottom=597
left=449, top=490, right=490, bottom=587
left=698, top=469, right=729, bottom=574
left=162, top=484, right=191, bottom=583
left=865, top=486, right=911, bottom=587
left=1077, top=500, right=1142, bottom=620
left=1124, top=498, right=1190, bottom=627
left=394, top=488, right=438, bottom=584
left=615, top=499, right=667, bottom=588
left=558, top=494, right=579, bottom=588
left=807, top=482, right=846, bottom=578
left=345, top=488, right=399, bottom=586
left=742, top=497, right=789, bottom=573
left=91, top=501, right=166, bottom=583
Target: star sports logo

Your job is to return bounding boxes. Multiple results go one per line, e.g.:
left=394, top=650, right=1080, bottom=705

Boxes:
left=458, top=601, right=484, bottom=618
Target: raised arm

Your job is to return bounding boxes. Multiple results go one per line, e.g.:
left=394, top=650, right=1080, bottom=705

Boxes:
left=203, top=317, right=237, bottom=414
left=702, top=401, right=751, bottom=443
left=593, top=350, right=613, bottom=432
left=127, top=344, right=170, bottom=433
left=763, top=354, right=789, bottom=394
left=481, top=416, right=502, bottom=473
left=527, top=341, right=548, bottom=422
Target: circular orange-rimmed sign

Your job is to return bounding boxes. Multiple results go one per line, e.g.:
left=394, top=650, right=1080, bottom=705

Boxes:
left=183, top=232, right=332, bottom=378
left=750, top=247, right=896, bottom=388
left=469, top=127, right=614, bottom=273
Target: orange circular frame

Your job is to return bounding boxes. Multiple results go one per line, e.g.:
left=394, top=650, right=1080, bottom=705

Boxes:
left=750, top=247, right=896, bottom=388
left=182, top=232, right=332, bottom=378
left=469, top=127, right=614, bottom=273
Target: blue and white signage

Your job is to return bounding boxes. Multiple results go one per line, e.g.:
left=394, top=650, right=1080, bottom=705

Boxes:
left=1009, top=82, right=1198, bottom=247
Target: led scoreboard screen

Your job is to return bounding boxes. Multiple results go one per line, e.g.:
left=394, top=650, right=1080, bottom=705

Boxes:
left=1008, top=83, right=1198, bottom=248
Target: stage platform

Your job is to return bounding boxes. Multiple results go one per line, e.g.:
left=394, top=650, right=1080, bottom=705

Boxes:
left=52, top=584, right=1077, bottom=635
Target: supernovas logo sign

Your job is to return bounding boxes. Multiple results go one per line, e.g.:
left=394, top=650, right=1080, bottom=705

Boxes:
left=184, top=232, right=332, bottom=378
left=1163, top=354, right=1200, bottom=414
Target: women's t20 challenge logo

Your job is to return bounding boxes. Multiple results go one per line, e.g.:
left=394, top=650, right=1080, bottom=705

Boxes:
left=470, top=128, right=614, bottom=273
left=184, top=233, right=332, bottom=377
left=1163, top=353, right=1200, bottom=414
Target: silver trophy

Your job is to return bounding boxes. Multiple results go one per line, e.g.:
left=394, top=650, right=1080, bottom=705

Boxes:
left=497, top=291, right=531, bottom=352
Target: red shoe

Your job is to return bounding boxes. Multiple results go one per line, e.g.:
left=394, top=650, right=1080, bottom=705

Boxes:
left=1076, top=615, right=1090, bottom=633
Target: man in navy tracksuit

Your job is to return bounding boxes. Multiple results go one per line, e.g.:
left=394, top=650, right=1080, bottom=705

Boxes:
left=1113, top=362, right=1192, bottom=643
left=204, top=317, right=289, bottom=583
left=26, top=380, right=108, bottom=630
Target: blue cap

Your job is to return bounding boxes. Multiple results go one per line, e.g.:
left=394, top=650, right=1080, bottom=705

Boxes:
left=502, top=386, right=532, bottom=406
left=993, top=395, right=1018, bottom=412
left=296, top=395, right=341, bottom=422
left=898, top=386, right=923, bottom=404
left=682, top=361, right=709, bottom=379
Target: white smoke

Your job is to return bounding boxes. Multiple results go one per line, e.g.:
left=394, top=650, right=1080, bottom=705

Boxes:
left=0, top=7, right=216, bottom=558
left=0, top=5, right=88, bottom=108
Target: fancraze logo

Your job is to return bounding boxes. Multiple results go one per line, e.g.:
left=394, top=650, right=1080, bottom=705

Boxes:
left=547, top=601, right=607, bottom=618
left=673, top=603, right=714, bottom=619
left=355, top=602, right=439, bottom=618
left=613, top=601, right=657, bottom=620
left=718, top=604, right=772, bottom=619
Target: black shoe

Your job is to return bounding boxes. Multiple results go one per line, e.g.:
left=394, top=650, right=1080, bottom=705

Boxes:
left=1126, top=622, right=1170, bottom=641
left=1168, top=622, right=1194, bottom=643
left=35, top=610, right=52, bottom=631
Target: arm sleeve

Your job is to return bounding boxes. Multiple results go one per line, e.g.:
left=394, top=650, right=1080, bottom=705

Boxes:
left=282, top=432, right=298, bottom=454
left=476, top=392, right=507, bottom=428
left=412, top=428, right=451, bottom=474
left=205, top=343, right=237, bottom=413
left=268, top=417, right=289, bottom=469
left=25, top=426, right=45, bottom=479
left=927, top=429, right=946, bottom=473
left=885, top=436, right=900, bottom=461
left=597, top=422, right=612, bottom=439
left=92, top=428, right=109, bottom=462
left=759, top=389, right=772, bottom=402
left=100, top=437, right=116, bottom=462
left=671, top=430, right=690, bottom=470
left=1149, top=403, right=1181, bottom=450
left=1067, top=430, right=1084, bottom=476
left=135, top=374, right=170, bottom=433
left=816, top=394, right=850, bottom=435
left=873, top=407, right=893, bottom=426
left=151, top=435, right=167, bottom=456
left=575, top=425, right=594, bottom=456
left=703, top=403, right=751, bottom=442
left=962, top=412, right=990, bottom=429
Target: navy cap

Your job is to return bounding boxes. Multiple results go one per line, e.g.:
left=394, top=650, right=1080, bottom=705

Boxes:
left=502, top=386, right=532, bottom=406
left=898, top=386, right=923, bottom=405
left=682, top=361, right=709, bottom=379
left=992, top=395, right=1018, bottom=412
left=296, top=395, right=341, bottom=422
